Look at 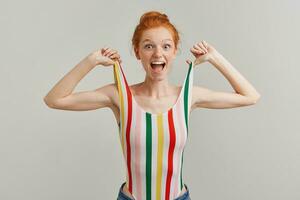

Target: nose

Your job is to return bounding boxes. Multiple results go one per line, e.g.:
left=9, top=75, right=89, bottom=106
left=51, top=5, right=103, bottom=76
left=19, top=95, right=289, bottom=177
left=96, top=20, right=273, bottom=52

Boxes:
left=153, top=46, right=163, bottom=58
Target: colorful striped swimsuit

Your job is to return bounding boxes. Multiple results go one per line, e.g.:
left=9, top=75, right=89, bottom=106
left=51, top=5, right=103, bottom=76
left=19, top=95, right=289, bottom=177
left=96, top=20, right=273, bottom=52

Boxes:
left=113, top=61, right=194, bottom=200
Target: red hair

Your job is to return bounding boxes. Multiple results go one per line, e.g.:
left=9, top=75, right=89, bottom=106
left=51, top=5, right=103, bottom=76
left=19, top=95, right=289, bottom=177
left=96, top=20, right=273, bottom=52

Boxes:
left=132, top=11, right=180, bottom=54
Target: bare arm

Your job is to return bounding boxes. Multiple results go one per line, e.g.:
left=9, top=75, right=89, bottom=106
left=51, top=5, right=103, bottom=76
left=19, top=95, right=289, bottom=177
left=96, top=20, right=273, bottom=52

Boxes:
left=189, top=41, right=260, bottom=109
left=208, top=52, right=260, bottom=101
left=192, top=85, right=258, bottom=109
left=43, top=47, right=120, bottom=110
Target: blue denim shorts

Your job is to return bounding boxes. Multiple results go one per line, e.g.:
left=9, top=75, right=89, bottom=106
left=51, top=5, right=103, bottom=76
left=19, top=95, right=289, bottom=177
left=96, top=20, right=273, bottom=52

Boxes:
left=117, top=182, right=191, bottom=200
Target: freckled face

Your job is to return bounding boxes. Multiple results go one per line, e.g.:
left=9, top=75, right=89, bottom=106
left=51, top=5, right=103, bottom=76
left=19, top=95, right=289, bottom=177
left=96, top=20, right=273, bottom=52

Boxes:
left=135, top=27, right=177, bottom=80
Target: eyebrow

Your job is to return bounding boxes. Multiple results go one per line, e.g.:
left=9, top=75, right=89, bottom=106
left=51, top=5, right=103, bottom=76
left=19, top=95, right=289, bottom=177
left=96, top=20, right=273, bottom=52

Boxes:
left=142, top=39, right=173, bottom=43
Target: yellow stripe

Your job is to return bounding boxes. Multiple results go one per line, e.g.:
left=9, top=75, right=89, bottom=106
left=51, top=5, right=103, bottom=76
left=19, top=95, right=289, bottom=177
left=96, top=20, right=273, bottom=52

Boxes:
left=156, top=114, right=164, bottom=200
left=113, top=62, right=125, bottom=153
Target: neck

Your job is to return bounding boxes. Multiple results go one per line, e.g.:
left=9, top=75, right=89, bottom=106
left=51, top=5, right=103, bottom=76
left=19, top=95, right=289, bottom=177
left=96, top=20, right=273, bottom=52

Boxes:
left=140, top=76, right=172, bottom=98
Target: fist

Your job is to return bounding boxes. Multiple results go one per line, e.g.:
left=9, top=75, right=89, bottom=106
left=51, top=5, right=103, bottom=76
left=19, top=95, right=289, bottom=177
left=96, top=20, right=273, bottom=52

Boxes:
left=186, top=40, right=217, bottom=66
left=90, top=47, right=122, bottom=67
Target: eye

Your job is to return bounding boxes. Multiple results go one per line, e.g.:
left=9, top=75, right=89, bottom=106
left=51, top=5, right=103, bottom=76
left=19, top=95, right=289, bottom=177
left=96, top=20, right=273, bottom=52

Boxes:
left=144, top=44, right=153, bottom=49
left=164, top=44, right=172, bottom=50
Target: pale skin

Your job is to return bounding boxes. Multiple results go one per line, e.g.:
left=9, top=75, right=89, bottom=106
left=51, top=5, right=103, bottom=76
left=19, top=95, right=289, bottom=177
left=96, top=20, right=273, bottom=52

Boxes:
left=44, top=26, right=260, bottom=198
left=44, top=27, right=260, bottom=121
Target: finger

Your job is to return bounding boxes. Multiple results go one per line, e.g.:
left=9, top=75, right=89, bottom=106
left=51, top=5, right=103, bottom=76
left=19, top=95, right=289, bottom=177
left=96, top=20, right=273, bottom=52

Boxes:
left=201, top=40, right=208, bottom=49
left=103, top=49, right=111, bottom=56
left=191, top=47, right=199, bottom=53
left=103, top=48, right=112, bottom=56
left=108, top=50, right=118, bottom=57
left=106, top=50, right=117, bottom=57
left=190, top=48, right=201, bottom=55
left=109, top=54, right=120, bottom=59
left=197, top=43, right=208, bottom=53
left=191, top=47, right=204, bottom=55
left=101, top=47, right=108, bottom=51
left=109, top=54, right=116, bottom=59
left=192, top=45, right=205, bottom=54
left=101, top=47, right=109, bottom=54
left=202, top=40, right=208, bottom=49
left=201, top=42, right=208, bottom=53
left=193, top=44, right=202, bottom=51
left=109, top=52, right=120, bottom=59
left=102, top=48, right=108, bottom=55
left=186, top=59, right=192, bottom=65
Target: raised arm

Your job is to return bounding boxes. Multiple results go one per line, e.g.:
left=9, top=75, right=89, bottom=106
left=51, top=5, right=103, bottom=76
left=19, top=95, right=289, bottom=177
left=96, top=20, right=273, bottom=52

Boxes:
left=187, top=40, right=261, bottom=110
left=43, top=47, right=121, bottom=111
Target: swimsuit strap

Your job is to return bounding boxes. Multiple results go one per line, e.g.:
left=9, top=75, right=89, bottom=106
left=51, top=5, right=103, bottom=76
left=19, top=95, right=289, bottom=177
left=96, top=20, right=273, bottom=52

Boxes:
left=113, top=61, right=133, bottom=155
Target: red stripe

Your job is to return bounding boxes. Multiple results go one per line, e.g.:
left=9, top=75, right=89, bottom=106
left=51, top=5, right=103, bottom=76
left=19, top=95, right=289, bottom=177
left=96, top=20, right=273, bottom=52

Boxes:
left=165, top=109, right=176, bottom=200
left=119, top=64, right=133, bottom=193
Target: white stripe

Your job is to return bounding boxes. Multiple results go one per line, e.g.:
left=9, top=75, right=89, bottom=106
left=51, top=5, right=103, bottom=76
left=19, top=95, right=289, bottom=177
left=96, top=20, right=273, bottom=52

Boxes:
left=151, top=115, right=158, bottom=199
left=139, top=111, right=147, bottom=199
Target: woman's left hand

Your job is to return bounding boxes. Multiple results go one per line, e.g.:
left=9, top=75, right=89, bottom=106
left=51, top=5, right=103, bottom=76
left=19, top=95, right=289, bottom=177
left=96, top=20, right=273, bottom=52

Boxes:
left=186, top=40, right=218, bottom=66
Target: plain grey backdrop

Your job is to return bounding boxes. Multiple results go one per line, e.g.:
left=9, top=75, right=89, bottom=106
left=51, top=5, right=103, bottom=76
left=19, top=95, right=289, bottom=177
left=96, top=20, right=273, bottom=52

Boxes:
left=1, top=0, right=299, bottom=199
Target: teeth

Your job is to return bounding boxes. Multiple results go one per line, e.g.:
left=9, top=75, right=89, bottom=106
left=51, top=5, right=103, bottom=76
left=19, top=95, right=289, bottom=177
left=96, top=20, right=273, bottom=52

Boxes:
left=151, top=61, right=165, bottom=64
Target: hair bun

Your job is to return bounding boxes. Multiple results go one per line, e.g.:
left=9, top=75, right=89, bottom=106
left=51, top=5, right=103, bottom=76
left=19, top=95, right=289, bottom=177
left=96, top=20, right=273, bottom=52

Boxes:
left=140, top=11, right=169, bottom=23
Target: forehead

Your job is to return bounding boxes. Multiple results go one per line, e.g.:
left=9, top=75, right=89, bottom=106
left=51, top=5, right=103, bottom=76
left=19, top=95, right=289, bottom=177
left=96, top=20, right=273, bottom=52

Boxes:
left=140, top=27, right=173, bottom=43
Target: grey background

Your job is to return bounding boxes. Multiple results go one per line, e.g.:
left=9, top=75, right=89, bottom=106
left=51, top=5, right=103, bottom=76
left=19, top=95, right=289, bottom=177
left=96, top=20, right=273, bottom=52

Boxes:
left=1, top=0, right=299, bottom=199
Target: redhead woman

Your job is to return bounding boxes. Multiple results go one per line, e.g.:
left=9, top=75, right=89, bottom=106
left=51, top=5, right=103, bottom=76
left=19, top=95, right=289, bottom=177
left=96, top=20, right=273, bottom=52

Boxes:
left=44, top=11, right=260, bottom=200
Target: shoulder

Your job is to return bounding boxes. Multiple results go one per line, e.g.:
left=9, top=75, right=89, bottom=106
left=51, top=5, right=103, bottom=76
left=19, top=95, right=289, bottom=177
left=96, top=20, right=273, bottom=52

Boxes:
left=129, top=82, right=143, bottom=95
left=106, top=82, right=142, bottom=108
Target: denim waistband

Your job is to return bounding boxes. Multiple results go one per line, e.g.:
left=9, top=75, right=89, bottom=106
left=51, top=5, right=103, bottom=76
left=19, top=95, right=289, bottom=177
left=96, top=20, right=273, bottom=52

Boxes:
left=117, top=182, right=190, bottom=200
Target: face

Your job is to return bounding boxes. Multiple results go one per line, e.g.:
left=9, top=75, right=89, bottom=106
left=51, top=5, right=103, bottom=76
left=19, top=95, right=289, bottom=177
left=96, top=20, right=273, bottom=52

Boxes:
left=135, top=27, right=177, bottom=80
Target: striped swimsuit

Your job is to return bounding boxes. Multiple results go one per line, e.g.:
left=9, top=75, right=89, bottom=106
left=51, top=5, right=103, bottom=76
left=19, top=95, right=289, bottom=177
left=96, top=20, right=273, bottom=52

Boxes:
left=113, top=61, right=194, bottom=200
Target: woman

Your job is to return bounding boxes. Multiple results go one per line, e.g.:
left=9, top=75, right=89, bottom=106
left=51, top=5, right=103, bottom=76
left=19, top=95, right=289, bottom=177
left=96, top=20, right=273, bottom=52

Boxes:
left=44, top=11, right=260, bottom=200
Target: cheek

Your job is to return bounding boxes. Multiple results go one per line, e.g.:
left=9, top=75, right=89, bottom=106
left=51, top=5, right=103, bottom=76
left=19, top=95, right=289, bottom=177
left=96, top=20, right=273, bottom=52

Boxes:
left=167, top=52, right=176, bottom=60
left=140, top=52, right=152, bottom=61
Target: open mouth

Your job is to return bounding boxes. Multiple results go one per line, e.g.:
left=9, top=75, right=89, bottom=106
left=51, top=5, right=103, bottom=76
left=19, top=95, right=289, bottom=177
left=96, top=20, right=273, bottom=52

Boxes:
left=150, top=61, right=166, bottom=73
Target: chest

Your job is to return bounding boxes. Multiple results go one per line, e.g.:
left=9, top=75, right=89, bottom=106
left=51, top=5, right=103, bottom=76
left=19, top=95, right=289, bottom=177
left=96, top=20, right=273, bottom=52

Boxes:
left=133, top=94, right=179, bottom=114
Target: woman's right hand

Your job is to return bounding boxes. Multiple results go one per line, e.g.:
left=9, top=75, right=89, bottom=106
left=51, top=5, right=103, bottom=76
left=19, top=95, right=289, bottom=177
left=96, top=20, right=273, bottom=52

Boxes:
left=88, top=47, right=122, bottom=67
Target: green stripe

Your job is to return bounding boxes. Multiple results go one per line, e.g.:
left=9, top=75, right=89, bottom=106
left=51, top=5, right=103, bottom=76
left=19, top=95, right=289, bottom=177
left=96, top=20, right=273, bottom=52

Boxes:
left=180, top=149, right=184, bottom=189
left=145, top=113, right=152, bottom=200
left=184, top=63, right=192, bottom=137
left=181, top=63, right=192, bottom=191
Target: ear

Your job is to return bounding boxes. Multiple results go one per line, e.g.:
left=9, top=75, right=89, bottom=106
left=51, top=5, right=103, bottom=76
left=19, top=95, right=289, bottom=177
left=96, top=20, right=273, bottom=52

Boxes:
left=134, top=48, right=140, bottom=60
